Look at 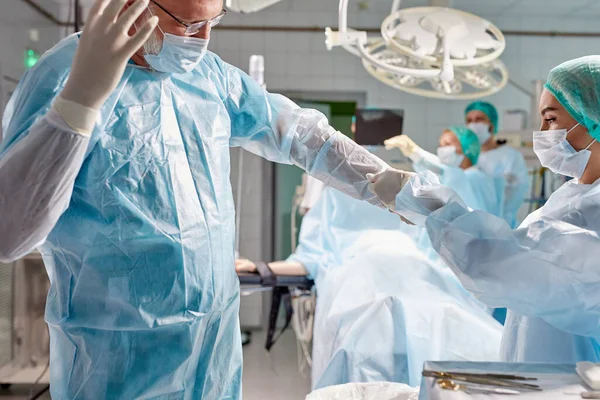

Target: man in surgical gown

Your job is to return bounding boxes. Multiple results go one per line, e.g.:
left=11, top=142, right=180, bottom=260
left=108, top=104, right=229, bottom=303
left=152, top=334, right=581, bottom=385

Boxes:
left=0, top=0, right=405, bottom=398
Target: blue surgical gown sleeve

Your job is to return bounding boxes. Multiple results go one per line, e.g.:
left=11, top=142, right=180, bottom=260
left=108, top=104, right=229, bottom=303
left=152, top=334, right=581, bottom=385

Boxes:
left=410, top=149, right=486, bottom=212
left=479, top=146, right=529, bottom=228
left=411, top=148, right=444, bottom=175
left=503, top=156, right=530, bottom=228
left=224, top=64, right=388, bottom=206
left=0, top=60, right=90, bottom=262
left=395, top=171, right=600, bottom=339
left=286, top=189, right=337, bottom=280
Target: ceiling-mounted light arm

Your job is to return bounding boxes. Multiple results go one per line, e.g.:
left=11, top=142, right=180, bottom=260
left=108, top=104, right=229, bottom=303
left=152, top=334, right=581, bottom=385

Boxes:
left=329, top=0, right=443, bottom=79
left=356, top=42, right=441, bottom=78
left=342, top=42, right=361, bottom=57
left=391, top=0, right=402, bottom=13
left=326, top=0, right=367, bottom=50
left=339, top=0, right=349, bottom=33
left=441, top=32, right=453, bottom=92
left=439, top=28, right=454, bottom=81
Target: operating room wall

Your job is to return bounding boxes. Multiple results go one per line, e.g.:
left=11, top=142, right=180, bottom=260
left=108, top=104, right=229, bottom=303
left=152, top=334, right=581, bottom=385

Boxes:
left=210, top=6, right=600, bottom=153
left=0, top=0, right=61, bottom=82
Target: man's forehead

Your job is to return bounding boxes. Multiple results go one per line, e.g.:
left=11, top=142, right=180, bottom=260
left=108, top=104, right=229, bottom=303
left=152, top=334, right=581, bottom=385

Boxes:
left=159, top=0, right=223, bottom=20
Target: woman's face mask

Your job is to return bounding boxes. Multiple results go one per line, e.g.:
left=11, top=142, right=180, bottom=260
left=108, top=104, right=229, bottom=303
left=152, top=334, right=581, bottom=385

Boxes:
left=437, top=145, right=464, bottom=167
left=533, top=123, right=595, bottom=179
left=467, top=122, right=492, bottom=145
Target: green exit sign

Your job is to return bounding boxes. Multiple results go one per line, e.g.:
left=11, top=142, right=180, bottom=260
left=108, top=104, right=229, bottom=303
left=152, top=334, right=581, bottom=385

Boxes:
left=24, top=48, right=40, bottom=69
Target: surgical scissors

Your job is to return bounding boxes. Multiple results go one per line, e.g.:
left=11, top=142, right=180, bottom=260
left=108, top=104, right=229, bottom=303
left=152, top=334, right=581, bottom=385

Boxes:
left=438, top=379, right=521, bottom=395
left=423, top=370, right=542, bottom=391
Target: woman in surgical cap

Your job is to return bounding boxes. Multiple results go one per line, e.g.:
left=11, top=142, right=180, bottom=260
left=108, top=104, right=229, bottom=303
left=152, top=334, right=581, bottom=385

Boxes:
left=465, top=101, right=529, bottom=228
left=374, top=55, right=600, bottom=364
left=385, top=127, right=504, bottom=217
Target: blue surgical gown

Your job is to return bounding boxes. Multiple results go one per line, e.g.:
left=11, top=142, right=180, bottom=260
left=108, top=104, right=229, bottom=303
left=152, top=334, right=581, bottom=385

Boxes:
left=395, top=171, right=600, bottom=364
left=477, top=145, right=529, bottom=228
left=0, top=34, right=389, bottom=399
left=411, top=149, right=504, bottom=219
left=408, top=150, right=505, bottom=262
left=289, top=187, right=502, bottom=389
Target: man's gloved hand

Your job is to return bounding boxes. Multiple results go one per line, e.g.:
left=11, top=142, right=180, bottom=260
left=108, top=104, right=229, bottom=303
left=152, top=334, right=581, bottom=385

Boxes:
left=384, top=135, right=421, bottom=158
left=367, top=169, right=415, bottom=210
left=61, top=0, right=158, bottom=110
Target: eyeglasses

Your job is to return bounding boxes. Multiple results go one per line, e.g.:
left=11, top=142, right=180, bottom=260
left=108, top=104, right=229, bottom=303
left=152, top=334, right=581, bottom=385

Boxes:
left=149, top=0, right=227, bottom=36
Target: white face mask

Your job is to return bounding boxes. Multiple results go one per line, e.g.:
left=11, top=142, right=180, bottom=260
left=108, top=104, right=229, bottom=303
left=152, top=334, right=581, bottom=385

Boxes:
left=533, top=123, right=596, bottom=179
left=144, top=25, right=209, bottom=74
left=437, top=145, right=465, bottom=167
left=467, top=122, right=492, bottom=145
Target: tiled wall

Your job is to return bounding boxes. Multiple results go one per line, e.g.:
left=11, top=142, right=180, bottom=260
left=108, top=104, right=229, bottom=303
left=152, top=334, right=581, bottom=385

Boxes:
left=231, top=149, right=273, bottom=328
left=0, top=0, right=61, bottom=82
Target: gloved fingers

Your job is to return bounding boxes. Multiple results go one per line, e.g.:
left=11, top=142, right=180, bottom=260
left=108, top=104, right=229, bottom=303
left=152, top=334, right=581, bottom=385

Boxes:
left=367, top=181, right=375, bottom=194
left=384, top=138, right=397, bottom=150
left=384, top=135, right=408, bottom=151
left=100, top=0, right=129, bottom=24
left=88, top=0, right=112, bottom=23
left=125, top=15, right=158, bottom=54
left=399, top=136, right=415, bottom=148
left=117, top=0, right=150, bottom=34
left=366, top=173, right=376, bottom=183
left=384, top=135, right=402, bottom=145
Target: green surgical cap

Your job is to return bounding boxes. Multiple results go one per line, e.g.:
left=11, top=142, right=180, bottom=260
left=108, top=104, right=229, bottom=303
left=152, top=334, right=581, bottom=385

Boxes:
left=465, top=101, right=498, bottom=133
left=545, top=55, right=600, bottom=140
left=448, top=126, right=480, bottom=165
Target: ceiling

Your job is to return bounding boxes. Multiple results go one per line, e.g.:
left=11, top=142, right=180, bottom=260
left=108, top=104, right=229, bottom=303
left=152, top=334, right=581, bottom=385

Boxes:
left=43, top=0, right=600, bottom=23
left=447, top=0, right=600, bottom=18
left=269, top=0, right=600, bottom=18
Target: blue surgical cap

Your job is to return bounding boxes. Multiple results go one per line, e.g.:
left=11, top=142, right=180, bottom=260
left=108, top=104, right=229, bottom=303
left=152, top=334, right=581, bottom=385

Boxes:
left=465, top=101, right=498, bottom=133
left=545, top=56, right=600, bottom=140
left=448, top=126, right=480, bottom=165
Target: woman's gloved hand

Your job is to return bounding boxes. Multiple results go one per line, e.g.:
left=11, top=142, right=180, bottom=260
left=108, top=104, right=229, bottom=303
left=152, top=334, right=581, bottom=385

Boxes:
left=61, top=0, right=158, bottom=110
left=385, top=135, right=421, bottom=157
left=367, top=169, right=415, bottom=210
left=235, top=259, right=257, bottom=273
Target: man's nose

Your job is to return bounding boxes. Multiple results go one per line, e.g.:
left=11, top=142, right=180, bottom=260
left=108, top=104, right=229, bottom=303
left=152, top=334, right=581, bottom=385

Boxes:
left=198, top=24, right=211, bottom=39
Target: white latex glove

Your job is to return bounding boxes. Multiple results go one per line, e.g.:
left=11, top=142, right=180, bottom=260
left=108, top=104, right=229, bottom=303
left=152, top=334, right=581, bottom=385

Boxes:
left=60, top=0, right=158, bottom=110
left=384, top=135, right=421, bottom=157
left=367, top=169, right=415, bottom=210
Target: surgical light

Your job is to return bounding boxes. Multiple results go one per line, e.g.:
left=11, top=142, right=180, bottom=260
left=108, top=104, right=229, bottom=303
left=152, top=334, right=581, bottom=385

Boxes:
left=326, top=1, right=509, bottom=100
